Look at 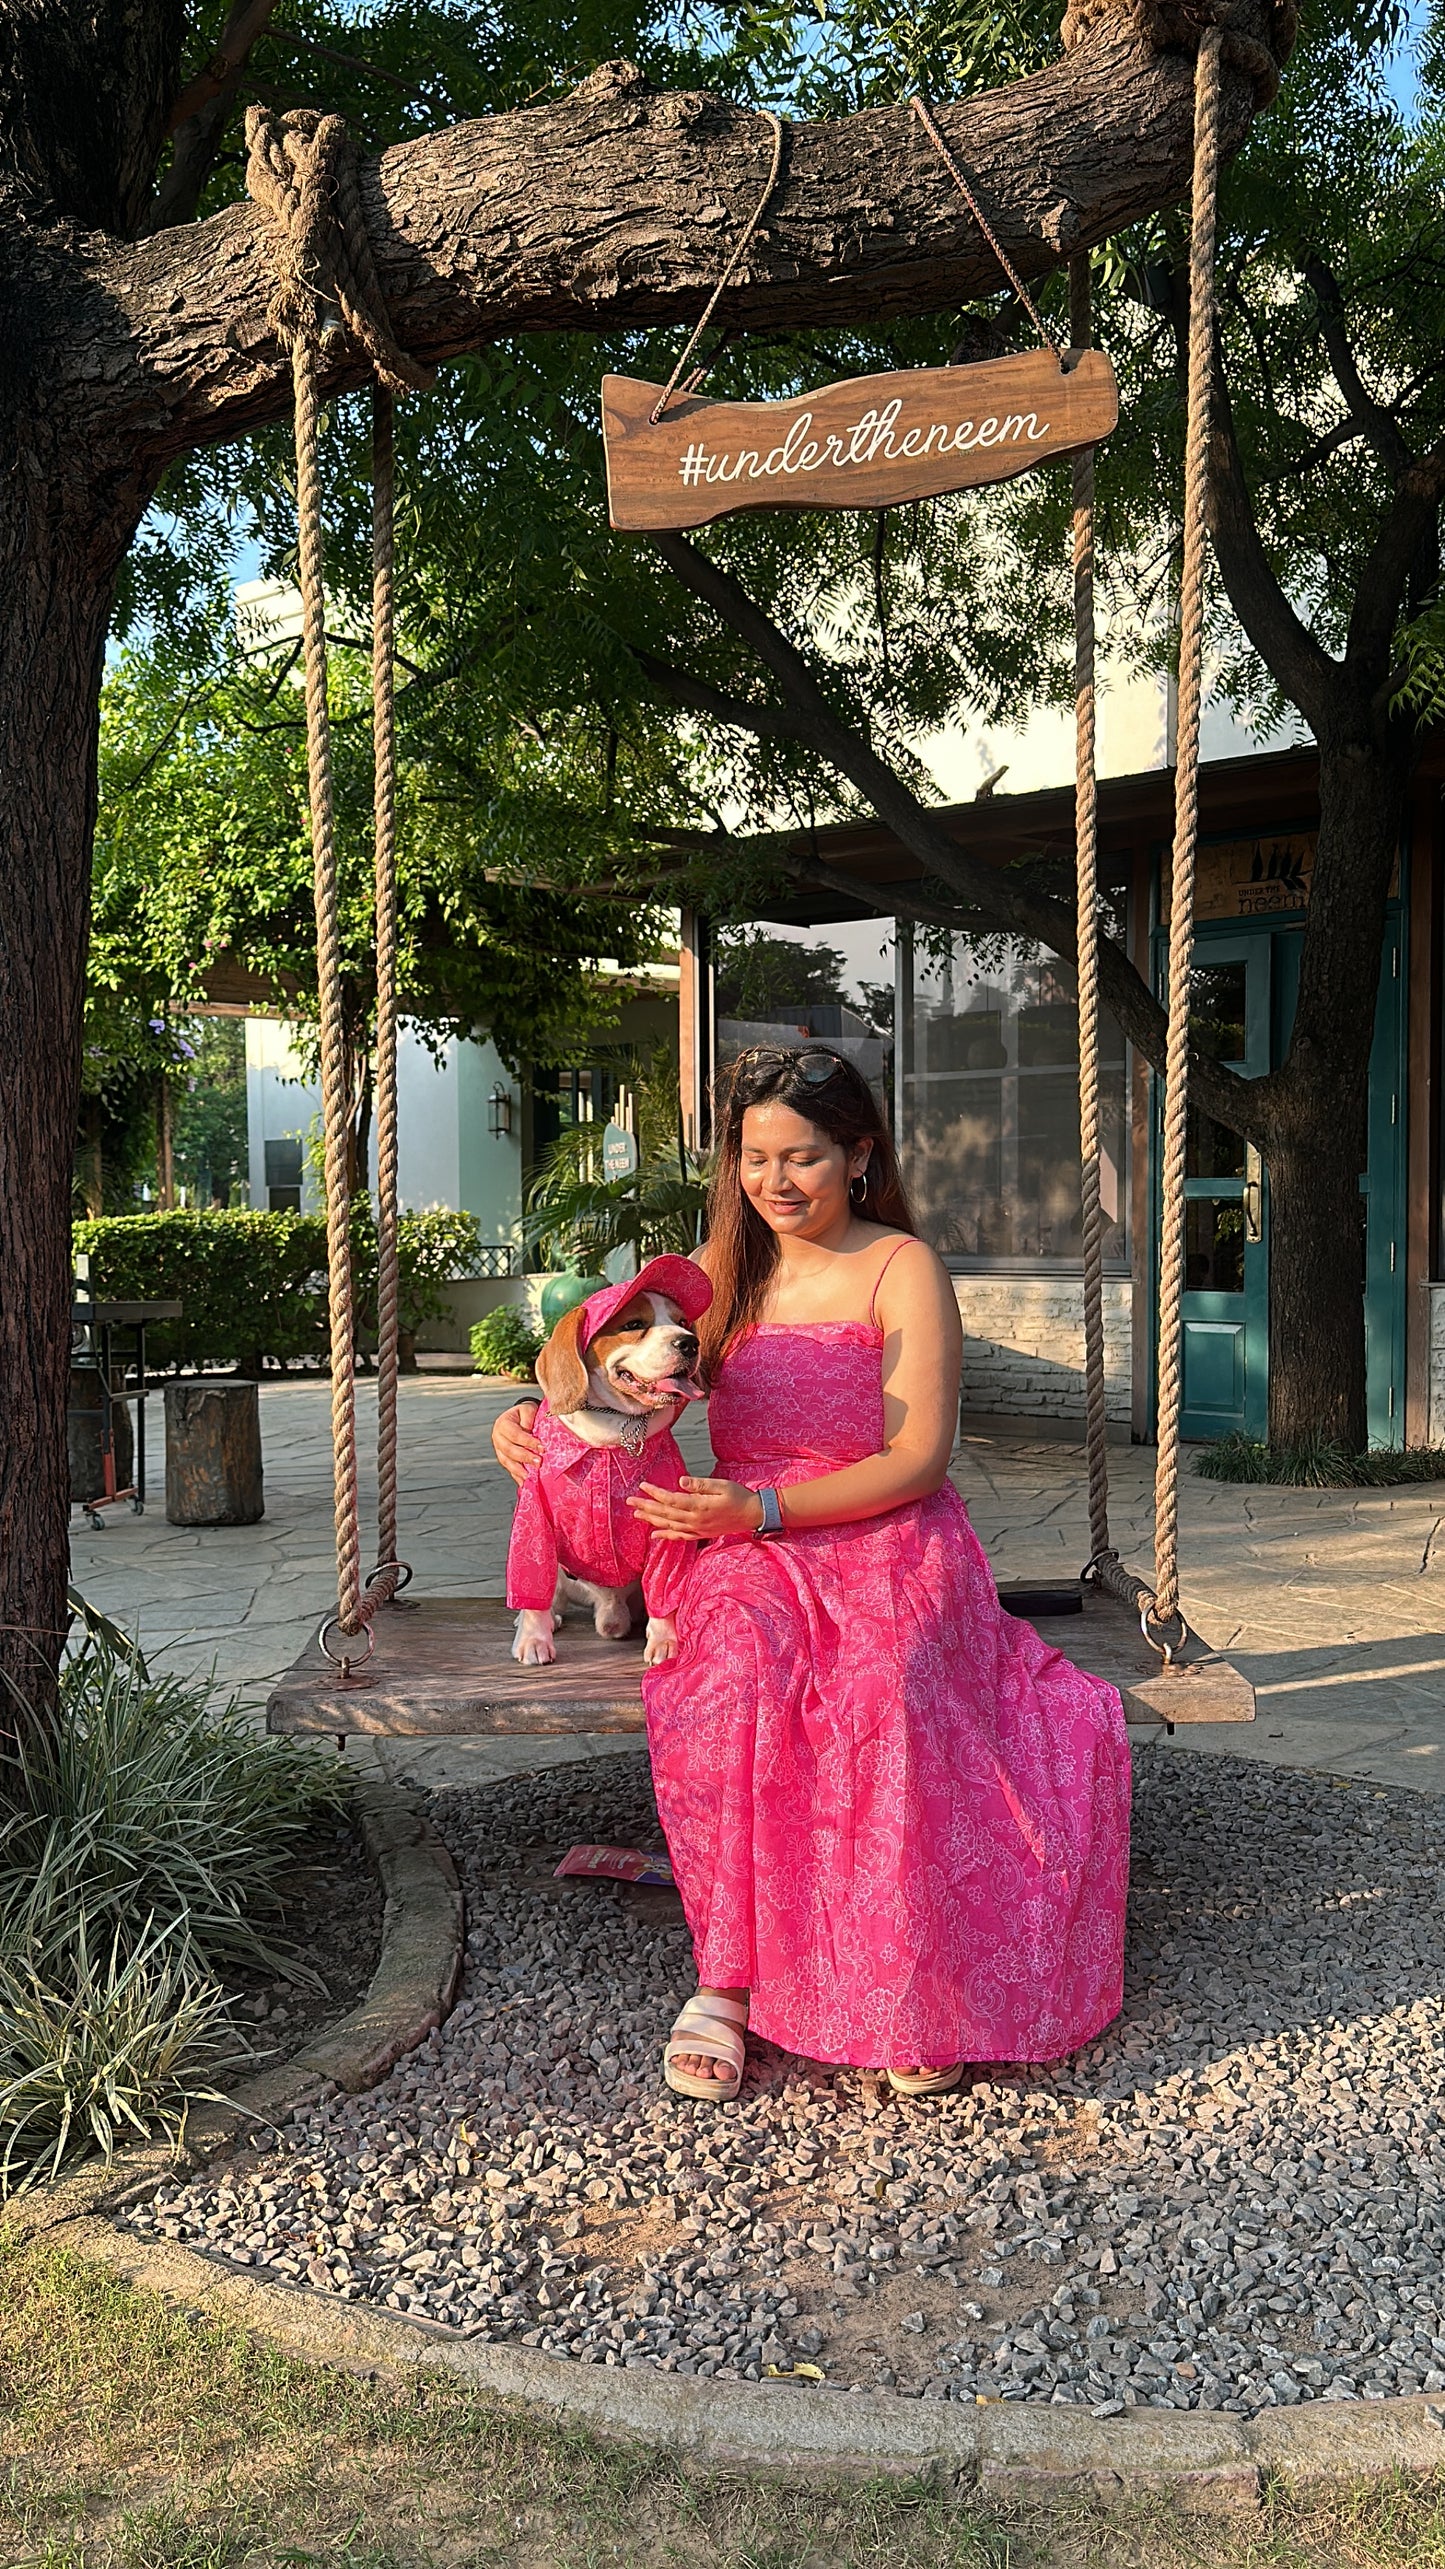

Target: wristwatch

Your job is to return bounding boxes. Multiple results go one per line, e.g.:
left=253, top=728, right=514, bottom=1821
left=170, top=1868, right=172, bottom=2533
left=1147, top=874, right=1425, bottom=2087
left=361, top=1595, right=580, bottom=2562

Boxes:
left=753, top=1486, right=785, bottom=1538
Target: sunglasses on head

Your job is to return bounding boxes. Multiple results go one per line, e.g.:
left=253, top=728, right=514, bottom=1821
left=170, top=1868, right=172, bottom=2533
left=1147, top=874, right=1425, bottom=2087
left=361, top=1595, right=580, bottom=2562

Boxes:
left=731, top=1044, right=851, bottom=1089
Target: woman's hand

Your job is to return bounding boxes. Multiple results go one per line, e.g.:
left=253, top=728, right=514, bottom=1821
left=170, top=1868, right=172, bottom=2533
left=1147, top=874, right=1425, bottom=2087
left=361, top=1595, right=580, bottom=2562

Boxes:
left=628, top=1475, right=765, bottom=1541
left=491, top=1399, right=542, bottom=1488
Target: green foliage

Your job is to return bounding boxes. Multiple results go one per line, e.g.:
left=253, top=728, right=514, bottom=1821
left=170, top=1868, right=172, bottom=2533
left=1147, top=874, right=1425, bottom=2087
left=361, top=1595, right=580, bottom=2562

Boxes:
left=713, top=926, right=850, bottom=1021
left=171, top=1021, right=248, bottom=1207
left=0, top=1920, right=231, bottom=2195
left=1195, top=1434, right=1445, bottom=1486
left=523, top=1052, right=709, bottom=1267
left=72, top=1208, right=485, bottom=1369
left=468, top=1307, right=543, bottom=1379
left=0, top=1650, right=346, bottom=1985
left=0, top=1639, right=346, bottom=2189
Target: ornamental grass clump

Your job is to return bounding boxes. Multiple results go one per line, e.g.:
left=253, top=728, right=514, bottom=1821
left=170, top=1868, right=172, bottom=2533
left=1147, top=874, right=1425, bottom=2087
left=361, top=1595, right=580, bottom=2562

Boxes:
left=0, top=1916, right=231, bottom=2193
left=0, top=1634, right=347, bottom=2192
left=1195, top=1434, right=1445, bottom=1487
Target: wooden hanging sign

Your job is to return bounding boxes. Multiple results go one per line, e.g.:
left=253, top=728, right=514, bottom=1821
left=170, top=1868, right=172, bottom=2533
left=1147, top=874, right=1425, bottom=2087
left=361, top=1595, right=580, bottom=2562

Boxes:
left=602, top=349, right=1117, bottom=533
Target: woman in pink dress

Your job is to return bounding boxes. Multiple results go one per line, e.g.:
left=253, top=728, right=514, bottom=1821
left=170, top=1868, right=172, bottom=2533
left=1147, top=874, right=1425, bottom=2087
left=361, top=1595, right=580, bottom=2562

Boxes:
left=494, top=1046, right=1129, bottom=2100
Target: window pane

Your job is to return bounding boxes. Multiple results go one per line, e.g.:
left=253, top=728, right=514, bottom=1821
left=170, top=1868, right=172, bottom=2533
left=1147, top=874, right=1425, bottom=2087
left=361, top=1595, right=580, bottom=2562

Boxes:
left=1186, top=1196, right=1245, bottom=1294
left=1184, top=961, right=1248, bottom=1176
left=901, top=933, right=1128, bottom=1267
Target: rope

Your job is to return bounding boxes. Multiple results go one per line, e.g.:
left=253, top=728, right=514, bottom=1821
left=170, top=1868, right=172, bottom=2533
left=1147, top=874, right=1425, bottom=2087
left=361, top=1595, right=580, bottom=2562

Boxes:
left=370, top=385, right=405, bottom=1610
left=1068, top=255, right=1112, bottom=1571
left=1059, top=0, right=1296, bottom=107
left=246, top=108, right=429, bottom=1653
left=1152, top=24, right=1224, bottom=1635
left=910, top=96, right=1060, bottom=358
left=650, top=114, right=787, bottom=422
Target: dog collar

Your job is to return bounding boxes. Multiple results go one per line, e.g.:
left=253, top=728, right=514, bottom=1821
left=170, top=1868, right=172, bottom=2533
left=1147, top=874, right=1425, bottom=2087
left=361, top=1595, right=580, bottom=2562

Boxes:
left=580, top=1405, right=650, bottom=1456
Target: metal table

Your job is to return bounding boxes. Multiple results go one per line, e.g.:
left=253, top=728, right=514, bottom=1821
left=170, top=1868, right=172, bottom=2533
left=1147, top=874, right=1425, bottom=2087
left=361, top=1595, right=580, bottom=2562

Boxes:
left=69, top=1298, right=181, bottom=1529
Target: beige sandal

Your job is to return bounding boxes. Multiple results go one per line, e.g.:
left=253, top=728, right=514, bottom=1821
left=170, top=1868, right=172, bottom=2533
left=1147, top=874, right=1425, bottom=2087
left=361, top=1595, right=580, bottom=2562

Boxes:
left=885, top=2064, right=965, bottom=2098
left=664, top=1991, right=749, bottom=2101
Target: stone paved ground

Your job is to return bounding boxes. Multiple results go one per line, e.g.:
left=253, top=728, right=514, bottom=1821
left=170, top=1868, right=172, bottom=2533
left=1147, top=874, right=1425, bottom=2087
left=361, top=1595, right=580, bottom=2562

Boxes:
left=70, top=1373, right=1445, bottom=1793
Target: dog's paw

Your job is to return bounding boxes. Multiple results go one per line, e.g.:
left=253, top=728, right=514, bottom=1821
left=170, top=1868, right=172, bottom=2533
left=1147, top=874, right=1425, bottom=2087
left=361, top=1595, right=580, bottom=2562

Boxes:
left=513, top=1613, right=558, bottom=1667
left=643, top=1615, right=679, bottom=1666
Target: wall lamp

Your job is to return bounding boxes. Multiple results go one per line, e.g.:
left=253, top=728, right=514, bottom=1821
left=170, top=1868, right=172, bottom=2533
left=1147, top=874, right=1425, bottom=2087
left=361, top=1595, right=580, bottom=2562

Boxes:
left=488, top=1082, right=514, bottom=1139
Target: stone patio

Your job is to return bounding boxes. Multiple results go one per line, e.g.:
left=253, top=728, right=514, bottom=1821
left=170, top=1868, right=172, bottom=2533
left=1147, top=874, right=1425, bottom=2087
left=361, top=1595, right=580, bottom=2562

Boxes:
left=69, top=1373, right=1445, bottom=1795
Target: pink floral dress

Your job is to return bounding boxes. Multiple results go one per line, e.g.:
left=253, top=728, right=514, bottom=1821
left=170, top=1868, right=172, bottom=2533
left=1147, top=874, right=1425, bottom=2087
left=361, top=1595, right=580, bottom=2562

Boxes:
left=641, top=1312, right=1131, bottom=2070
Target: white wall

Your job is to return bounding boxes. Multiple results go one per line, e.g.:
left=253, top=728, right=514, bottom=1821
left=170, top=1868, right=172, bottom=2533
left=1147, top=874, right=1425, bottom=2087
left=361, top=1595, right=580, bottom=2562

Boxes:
left=244, top=1018, right=523, bottom=1244
left=918, top=655, right=1307, bottom=807
left=954, top=1275, right=1133, bottom=1428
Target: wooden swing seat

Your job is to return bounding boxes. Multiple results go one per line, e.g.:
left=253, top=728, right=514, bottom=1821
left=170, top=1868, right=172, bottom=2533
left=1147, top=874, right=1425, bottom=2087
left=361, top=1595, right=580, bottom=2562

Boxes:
left=264, top=1585, right=1254, bottom=1740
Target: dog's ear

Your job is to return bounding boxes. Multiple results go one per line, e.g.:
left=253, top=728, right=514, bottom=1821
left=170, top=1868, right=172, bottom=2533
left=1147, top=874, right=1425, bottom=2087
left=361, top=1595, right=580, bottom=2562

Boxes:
left=535, top=1304, right=590, bottom=1414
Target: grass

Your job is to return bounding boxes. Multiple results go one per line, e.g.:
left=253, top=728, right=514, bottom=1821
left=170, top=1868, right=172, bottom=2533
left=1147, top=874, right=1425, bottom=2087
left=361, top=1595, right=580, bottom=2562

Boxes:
left=6, top=2234, right=1445, bottom=2569
left=1194, top=1435, right=1445, bottom=1488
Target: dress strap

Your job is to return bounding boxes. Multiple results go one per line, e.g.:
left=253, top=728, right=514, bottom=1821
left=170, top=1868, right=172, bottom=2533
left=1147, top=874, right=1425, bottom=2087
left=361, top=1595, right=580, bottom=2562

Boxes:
left=867, top=1236, right=913, bottom=1325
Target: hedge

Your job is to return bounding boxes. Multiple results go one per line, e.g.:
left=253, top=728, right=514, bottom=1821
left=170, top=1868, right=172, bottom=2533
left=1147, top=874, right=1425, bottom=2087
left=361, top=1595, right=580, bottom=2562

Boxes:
left=73, top=1208, right=487, bottom=1372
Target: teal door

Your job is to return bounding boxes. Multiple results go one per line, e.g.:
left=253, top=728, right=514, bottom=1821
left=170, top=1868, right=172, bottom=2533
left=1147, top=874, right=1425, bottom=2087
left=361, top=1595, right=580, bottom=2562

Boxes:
left=1151, top=910, right=1407, bottom=1446
left=1171, top=936, right=1272, bottom=1441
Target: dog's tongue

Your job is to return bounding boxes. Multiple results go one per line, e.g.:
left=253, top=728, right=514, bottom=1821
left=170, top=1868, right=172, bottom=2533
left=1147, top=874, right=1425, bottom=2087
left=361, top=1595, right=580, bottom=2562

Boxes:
left=659, top=1373, right=706, bottom=1401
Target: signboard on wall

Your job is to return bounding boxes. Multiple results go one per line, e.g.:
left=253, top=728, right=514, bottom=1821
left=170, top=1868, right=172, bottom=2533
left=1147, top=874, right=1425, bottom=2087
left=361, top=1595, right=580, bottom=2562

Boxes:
left=1161, top=833, right=1400, bottom=923
left=1161, top=833, right=1317, bottom=924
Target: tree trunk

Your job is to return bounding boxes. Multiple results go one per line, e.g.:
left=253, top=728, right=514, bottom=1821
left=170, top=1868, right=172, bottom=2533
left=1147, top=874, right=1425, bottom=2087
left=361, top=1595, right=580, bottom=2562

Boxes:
left=1262, top=731, right=1406, bottom=1449
left=1266, top=1127, right=1368, bottom=1447
left=0, top=495, right=124, bottom=1699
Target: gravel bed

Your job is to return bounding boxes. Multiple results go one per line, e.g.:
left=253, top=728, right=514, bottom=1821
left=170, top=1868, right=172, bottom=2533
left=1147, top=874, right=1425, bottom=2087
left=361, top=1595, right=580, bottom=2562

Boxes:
left=128, top=1748, right=1445, bottom=2414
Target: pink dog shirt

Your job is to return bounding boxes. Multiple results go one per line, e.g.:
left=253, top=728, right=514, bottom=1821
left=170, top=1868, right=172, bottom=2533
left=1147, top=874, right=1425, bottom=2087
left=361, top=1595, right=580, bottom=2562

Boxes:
left=506, top=1405, right=696, bottom=1617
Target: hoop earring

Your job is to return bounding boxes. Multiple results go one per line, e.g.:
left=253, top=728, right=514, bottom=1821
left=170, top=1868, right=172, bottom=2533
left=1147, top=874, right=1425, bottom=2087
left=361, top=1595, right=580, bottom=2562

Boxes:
left=850, top=1172, right=868, bottom=1204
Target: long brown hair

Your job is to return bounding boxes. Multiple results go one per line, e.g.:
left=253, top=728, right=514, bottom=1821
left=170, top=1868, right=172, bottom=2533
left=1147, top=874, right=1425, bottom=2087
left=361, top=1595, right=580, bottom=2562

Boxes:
left=701, top=1046, right=916, bottom=1368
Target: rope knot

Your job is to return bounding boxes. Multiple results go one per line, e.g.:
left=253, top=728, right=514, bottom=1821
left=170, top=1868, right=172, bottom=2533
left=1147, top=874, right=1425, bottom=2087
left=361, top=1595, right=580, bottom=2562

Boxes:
left=244, top=105, right=434, bottom=396
left=1059, top=0, right=1295, bottom=103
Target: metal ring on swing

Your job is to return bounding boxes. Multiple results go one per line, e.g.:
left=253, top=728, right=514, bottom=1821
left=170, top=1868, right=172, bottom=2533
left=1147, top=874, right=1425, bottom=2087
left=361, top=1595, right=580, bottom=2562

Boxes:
left=1139, top=1601, right=1189, bottom=1666
left=317, top=1609, right=376, bottom=1675
left=365, top=1558, right=413, bottom=1598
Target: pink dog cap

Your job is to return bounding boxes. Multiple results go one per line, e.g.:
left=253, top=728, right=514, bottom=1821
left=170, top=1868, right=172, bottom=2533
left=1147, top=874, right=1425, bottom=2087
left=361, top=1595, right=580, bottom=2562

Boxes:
left=579, top=1255, right=712, bottom=1345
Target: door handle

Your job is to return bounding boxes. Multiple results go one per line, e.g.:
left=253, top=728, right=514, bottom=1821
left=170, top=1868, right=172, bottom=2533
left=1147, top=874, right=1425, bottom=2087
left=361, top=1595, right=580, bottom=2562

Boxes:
left=1243, top=1145, right=1263, bottom=1245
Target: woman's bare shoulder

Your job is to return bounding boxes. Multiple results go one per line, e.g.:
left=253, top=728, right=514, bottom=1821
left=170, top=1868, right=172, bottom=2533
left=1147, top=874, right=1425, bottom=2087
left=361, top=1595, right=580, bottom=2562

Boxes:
left=873, top=1233, right=956, bottom=1308
left=692, top=1239, right=718, bottom=1278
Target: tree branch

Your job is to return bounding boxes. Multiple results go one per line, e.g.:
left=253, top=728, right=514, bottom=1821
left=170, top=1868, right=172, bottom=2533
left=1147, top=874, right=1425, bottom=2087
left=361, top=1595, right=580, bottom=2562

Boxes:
left=1346, top=443, right=1445, bottom=687
left=1303, top=254, right=1412, bottom=476
left=91, top=22, right=1276, bottom=471
left=1205, top=346, right=1343, bottom=735
left=166, top=0, right=286, bottom=135
left=148, top=0, right=284, bottom=231
left=646, top=534, right=1268, bottom=1137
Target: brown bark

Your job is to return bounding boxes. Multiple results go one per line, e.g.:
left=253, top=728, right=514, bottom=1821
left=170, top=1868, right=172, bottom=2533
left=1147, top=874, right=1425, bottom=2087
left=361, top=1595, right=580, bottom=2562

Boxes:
left=163, top=1380, right=264, bottom=1525
left=0, top=482, right=128, bottom=1696
left=1256, top=734, right=1406, bottom=1448
left=93, top=31, right=1270, bottom=469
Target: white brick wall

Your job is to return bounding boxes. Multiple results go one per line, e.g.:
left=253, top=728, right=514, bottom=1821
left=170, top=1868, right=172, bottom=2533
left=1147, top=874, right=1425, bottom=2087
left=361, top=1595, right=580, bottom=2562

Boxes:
left=952, top=1274, right=1133, bottom=1424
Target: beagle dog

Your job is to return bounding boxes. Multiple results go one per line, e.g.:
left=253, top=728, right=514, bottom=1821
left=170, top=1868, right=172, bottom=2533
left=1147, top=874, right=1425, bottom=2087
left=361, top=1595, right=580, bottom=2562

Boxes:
left=507, top=1255, right=712, bottom=1669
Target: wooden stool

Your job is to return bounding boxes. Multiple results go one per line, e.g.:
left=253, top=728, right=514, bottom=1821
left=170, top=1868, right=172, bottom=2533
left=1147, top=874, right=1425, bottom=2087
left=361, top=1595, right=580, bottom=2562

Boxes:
left=165, top=1380, right=264, bottom=1526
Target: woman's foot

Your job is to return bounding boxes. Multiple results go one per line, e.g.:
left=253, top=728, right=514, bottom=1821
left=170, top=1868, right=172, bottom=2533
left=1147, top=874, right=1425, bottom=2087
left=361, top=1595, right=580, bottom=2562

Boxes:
left=886, top=2063, right=964, bottom=2097
left=664, top=1988, right=750, bottom=2099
